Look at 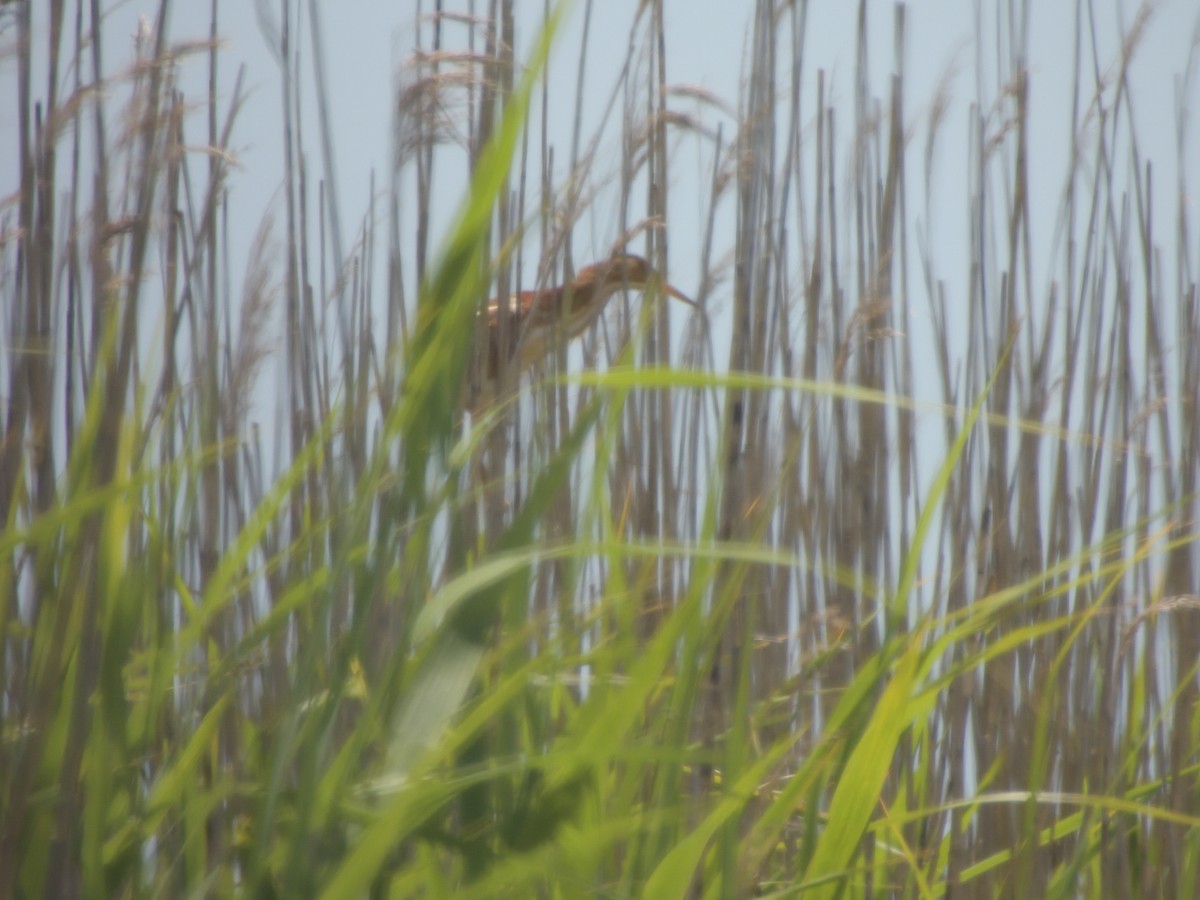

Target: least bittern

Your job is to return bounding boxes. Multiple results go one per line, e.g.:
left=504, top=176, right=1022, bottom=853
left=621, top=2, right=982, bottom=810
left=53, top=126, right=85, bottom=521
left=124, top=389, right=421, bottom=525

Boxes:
left=469, top=253, right=698, bottom=404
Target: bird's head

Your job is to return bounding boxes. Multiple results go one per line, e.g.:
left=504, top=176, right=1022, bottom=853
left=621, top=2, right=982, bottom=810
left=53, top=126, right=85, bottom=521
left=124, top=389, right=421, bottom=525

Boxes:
left=574, top=253, right=697, bottom=310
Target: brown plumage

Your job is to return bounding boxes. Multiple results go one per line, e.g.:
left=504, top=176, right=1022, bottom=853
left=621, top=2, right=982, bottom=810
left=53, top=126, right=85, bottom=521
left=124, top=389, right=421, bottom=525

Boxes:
left=470, top=253, right=697, bottom=401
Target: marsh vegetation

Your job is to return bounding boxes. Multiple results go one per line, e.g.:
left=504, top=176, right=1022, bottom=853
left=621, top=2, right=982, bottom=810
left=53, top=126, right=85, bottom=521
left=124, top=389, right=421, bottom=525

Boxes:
left=2, top=1, right=1198, bottom=896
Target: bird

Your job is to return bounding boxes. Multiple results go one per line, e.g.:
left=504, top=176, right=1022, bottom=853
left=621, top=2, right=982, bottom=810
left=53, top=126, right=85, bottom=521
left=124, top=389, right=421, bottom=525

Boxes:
left=468, top=253, right=698, bottom=404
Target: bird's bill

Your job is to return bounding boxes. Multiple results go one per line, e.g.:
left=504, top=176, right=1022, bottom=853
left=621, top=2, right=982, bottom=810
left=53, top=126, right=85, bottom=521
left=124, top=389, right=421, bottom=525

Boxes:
left=662, top=283, right=699, bottom=309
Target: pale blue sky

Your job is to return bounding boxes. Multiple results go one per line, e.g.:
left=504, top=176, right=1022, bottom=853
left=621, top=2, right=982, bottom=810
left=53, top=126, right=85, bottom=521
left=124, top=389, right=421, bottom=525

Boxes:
left=3, top=0, right=1198, bottom=427
left=4, top=1, right=1199, bottom=732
